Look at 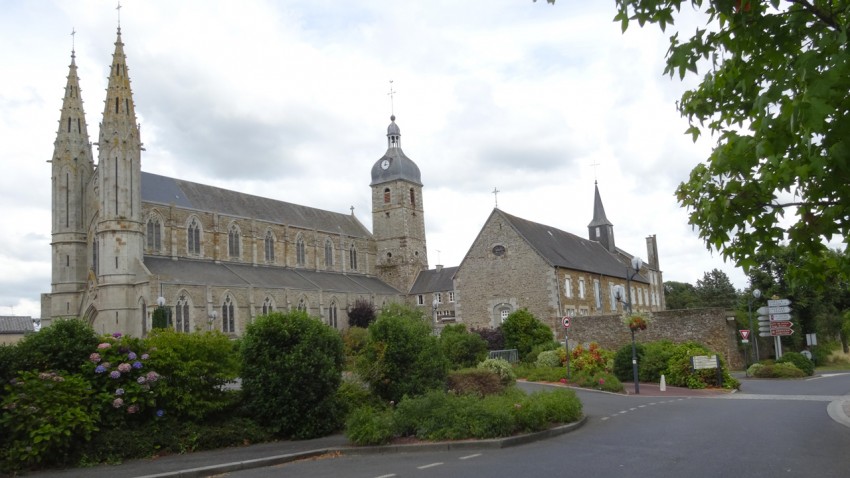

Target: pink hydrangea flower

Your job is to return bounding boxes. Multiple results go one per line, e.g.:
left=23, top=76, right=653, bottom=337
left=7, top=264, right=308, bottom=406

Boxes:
left=127, top=405, right=139, bottom=414
left=113, top=398, right=124, bottom=408
left=118, top=363, right=132, bottom=373
left=97, top=343, right=112, bottom=350
left=89, top=353, right=102, bottom=363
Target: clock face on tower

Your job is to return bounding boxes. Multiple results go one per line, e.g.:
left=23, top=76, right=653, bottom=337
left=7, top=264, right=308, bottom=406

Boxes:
left=381, top=159, right=390, bottom=170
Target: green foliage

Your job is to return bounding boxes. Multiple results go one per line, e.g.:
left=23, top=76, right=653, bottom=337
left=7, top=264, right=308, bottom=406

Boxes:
left=84, top=334, right=161, bottom=428
left=342, top=326, right=369, bottom=362
left=0, top=371, right=98, bottom=473
left=613, top=342, right=644, bottom=382
left=777, top=351, right=815, bottom=376
left=0, top=344, right=20, bottom=389
left=524, top=341, right=559, bottom=364
left=152, top=307, right=169, bottom=329
left=536, top=350, right=562, bottom=368
left=695, top=269, right=738, bottom=308
left=513, top=363, right=565, bottom=382
left=335, top=375, right=386, bottom=421
left=439, top=324, right=489, bottom=369
left=571, top=371, right=624, bottom=393
left=613, top=0, right=850, bottom=290
left=447, top=368, right=506, bottom=397
left=477, top=358, right=516, bottom=386
left=357, top=304, right=448, bottom=403
left=749, top=362, right=806, bottom=379
left=345, top=407, right=396, bottom=446
left=664, top=281, right=700, bottom=310
left=13, top=318, right=98, bottom=374
left=240, top=311, right=344, bottom=439
left=664, top=342, right=738, bottom=389
left=638, top=340, right=677, bottom=382
left=501, top=309, right=553, bottom=360
left=347, top=299, right=377, bottom=328
left=145, top=329, right=240, bottom=422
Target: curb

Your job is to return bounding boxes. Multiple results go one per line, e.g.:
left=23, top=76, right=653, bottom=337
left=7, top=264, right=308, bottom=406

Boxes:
left=827, top=399, right=850, bottom=429
left=135, top=417, right=587, bottom=478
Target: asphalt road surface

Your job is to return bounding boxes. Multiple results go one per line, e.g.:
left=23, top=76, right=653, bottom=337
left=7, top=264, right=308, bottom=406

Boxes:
left=227, top=374, right=850, bottom=478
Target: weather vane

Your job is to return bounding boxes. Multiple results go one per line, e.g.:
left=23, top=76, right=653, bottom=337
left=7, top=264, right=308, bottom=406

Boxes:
left=387, top=80, right=397, bottom=116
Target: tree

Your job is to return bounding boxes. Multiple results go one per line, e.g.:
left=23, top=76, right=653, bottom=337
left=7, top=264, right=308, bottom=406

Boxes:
left=695, top=269, right=738, bottom=308
left=663, top=281, right=700, bottom=309
left=548, top=1, right=850, bottom=289
left=240, top=311, right=344, bottom=438
left=356, top=304, right=448, bottom=402
left=500, top=309, right=554, bottom=360
left=597, top=0, right=850, bottom=290
left=347, top=299, right=376, bottom=328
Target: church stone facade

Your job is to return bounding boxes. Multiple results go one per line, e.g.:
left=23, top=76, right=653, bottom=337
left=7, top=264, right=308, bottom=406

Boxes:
left=42, top=26, right=665, bottom=339
left=42, top=29, right=425, bottom=337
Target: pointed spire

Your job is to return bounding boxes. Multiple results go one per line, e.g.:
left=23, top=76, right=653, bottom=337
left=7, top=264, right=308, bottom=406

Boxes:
left=54, top=44, right=92, bottom=159
left=588, top=180, right=613, bottom=228
left=99, top=27, right=140, bottom=147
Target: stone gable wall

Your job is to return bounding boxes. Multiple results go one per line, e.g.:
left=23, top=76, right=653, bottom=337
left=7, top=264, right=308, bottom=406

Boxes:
left=561, top=307, right=744, bottom=370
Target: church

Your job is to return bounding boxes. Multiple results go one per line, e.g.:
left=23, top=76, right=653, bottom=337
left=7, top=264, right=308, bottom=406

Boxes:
left=42, top=27, right=664, bottom=337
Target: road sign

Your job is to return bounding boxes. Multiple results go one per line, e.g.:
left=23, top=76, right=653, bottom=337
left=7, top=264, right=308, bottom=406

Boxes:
left=767, top=299, right=791, bottom=307
left=757, top=306, right=791, bottom=315
left=769, top=313, right=792, bottom=321
left=739, top=330, right=751, bottom=341
left=562, top=316, right=571, bottom=328
left=770, top=321, right=793, bottom=328
left=770, top=328, right=794, bottom=336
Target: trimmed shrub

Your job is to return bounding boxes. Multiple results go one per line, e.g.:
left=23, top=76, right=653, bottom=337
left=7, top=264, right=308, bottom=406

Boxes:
left=241, top=311, right=344, bottom=438
left=501, top=309, right=554, bottom=360
left=665, top=342, right=738, bottom=389
left=0, top=371, right=98, bottom=473
left=145, top=329, right=240, bottom=422
left=777, top=352, right=815, bottom=376
left=613, top=342, right=644, bottom=382
left=447, top=368, right=505, bottom=396
left=751, top=362, right=806, bottom=378
left=638, top=340, right=676, bottom=382
left=525, top=341, right=560, bottom=365
left=569, top=342, right=612, bottom=376
left=536, top=350, right=562, bottom=368
left=477, top=358, right=516, bottom=386
left=513, top=363, right=565, bottom=382
left=471, top=327, right=505, bottom=350
left=13, top=318, right=98, bottom=374
left=440, top=324, right=489, bottom=369
left=571, top=371, right=624, bottom=393
left=357, top=304, right=448, bottom=403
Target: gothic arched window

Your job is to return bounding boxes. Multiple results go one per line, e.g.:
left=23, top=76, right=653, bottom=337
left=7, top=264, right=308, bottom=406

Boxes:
left=264, top=230, right=275, bottom=263
left=329, top=301, right=338, bottom=329
left=221, top=295, right=235, bottom=333
left=187, top=217, right=201, bottom=255
left=324, top=239, right=334, bottom=268
left=175, top=295, right=190, bottom=333
left=296, top=235, right=306, bottom=266
left=349, top=244, right=358, bottom=270
left=146, top=217, right=161, bottom=252
left=228, top=224, right=241, bottom=259
left=262, top=297, right=274, bottom=316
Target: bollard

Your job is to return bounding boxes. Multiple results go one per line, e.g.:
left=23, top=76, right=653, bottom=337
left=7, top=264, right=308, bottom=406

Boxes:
left=660, top=374, right=666, bottom=392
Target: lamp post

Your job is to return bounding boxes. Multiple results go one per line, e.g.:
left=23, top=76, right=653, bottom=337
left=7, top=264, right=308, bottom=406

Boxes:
left=156, top=296, right=171, bottom=329
left=748, top=289, right=761, bottom=363
left=615, top=257, right=643, bottom=394
left=432, top=295, right=439, bottom=324
left=207, top=310, right=217, bottom=331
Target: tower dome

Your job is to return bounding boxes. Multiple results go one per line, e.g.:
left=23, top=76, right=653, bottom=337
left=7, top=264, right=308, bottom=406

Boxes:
left=370, top=116, right=422, bottom=186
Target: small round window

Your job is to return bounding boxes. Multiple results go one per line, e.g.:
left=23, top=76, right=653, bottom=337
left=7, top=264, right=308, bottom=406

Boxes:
left=492, top=245, right=506, bottom=256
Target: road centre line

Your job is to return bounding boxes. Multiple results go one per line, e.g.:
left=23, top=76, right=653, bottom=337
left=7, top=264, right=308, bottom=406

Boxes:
left=374, top=474, right=396, bottom=478
left=418, top=462, right=444, bottom=469
left=460, top=454, right=482, bottom=460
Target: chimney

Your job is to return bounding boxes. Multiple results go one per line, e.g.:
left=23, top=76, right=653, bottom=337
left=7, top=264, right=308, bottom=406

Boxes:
left=436, top=264, right=443, bottom=272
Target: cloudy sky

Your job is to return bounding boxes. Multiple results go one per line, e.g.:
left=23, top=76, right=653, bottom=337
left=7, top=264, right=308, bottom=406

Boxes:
left=0, top=0, right=751, bottom=318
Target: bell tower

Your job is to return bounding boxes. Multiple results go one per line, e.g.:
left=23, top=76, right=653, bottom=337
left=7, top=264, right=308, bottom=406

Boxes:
left=370, top=115, right=428, bottom=293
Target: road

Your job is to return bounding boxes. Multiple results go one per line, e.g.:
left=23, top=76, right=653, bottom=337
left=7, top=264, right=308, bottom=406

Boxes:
left=226, top=374, right=850, bottom=478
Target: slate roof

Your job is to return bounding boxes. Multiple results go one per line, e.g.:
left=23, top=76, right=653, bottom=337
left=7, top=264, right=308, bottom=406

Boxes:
left=141, top=172, right=371, bottom=238
left=498, top=210, right=649, bottom=283
left=0, top=316, right=34, bottom=334
left=144, top=256, right=400, bottom=295
left=409, top=266, right=459, bottom=294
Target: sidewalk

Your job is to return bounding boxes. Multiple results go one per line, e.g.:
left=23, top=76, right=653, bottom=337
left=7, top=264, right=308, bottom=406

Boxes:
left=25, top=419, right=587, bottom=478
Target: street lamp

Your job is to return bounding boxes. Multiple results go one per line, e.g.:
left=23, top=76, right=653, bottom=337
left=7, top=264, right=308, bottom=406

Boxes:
left=207, top=310, right=217, bottom=331
left=155, top=296, right=172, bottom=329
left=432, top=295, right=439, bottom=324
left=748, top=289, right=762, bottom=363
left=615, top=256, right=644, bottom=394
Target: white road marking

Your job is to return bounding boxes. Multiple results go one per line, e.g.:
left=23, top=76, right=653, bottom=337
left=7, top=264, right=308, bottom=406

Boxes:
left=374, top=475, right=396, bottom=478
left=418, top=462, right=444, bottom=469
left=460, top=454, right=481, bottom=460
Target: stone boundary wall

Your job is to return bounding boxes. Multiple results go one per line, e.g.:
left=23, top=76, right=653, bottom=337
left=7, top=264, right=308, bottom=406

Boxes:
left=561, top=307, right=744, bottom=370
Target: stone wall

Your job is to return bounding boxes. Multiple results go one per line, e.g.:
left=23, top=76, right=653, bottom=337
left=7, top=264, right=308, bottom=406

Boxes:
left=561, top=307, right=744, bottom=370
